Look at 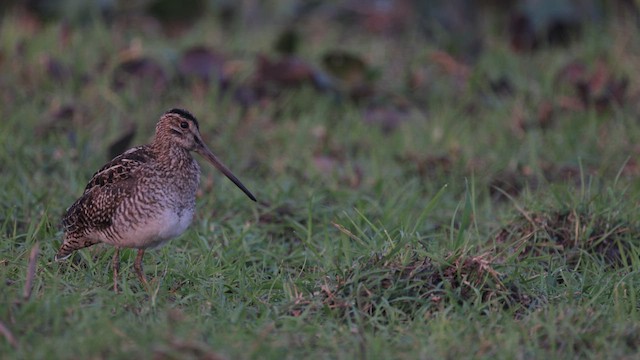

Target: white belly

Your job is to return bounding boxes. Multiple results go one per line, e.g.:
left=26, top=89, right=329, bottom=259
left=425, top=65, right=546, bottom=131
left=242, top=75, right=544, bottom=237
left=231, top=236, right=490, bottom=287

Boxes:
left=114, top=207, right=195, bottom=249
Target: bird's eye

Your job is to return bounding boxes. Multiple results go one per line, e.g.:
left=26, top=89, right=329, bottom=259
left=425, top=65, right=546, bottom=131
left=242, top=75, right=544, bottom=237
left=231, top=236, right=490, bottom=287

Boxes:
left=180, top=121, right=189, bottom=129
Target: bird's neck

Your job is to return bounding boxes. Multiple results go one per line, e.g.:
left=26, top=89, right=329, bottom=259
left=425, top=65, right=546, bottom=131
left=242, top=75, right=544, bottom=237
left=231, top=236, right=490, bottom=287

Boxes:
left=149, top=138, right=193, bottom=169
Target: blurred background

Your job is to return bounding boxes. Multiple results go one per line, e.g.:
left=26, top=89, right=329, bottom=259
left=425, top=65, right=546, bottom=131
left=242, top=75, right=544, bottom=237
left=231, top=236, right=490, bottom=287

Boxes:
left=1, top=0, right=635, bottom=121
left=1, top=0, right=639, bottom=201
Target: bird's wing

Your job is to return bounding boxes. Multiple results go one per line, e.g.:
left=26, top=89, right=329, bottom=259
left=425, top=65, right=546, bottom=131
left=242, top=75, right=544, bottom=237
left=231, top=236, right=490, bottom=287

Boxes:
left=83, top=146, right=153, bottom=193
left=62, top=146, right=154, bottom=233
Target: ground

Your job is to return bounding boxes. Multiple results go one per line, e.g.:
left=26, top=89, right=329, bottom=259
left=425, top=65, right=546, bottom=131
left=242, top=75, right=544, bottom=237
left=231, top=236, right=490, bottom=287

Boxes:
left=1, top=1, right=640, bottom=358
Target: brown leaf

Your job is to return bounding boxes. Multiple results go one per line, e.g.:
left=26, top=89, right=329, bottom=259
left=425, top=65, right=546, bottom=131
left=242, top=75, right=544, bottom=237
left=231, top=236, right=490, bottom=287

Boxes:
left=430, top=50, right=470, bottom=79
left=509, top=100, right=557, bottom=134
left=362, top=104, right=409, bottom=134
left=255, top=55, right=316, bottom=88
left=572, top=59, right=628, bottom=111
left=555, top=60, right=587, bottom=86
left=177, top=46, right=227, bottom=86
left=112, top=57, right=168, bottom=94
left=345, top=0, right=414, bottom=34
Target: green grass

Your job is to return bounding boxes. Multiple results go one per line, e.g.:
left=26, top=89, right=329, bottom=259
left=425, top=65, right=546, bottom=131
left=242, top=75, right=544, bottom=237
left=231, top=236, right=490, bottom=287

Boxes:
left=2, top=5, right=640, bottom=359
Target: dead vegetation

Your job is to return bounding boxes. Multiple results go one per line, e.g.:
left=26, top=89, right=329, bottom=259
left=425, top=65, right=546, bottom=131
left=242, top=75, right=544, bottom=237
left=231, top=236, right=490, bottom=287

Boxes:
left=495, top=209, right=639, bottom=267
left=286, top=249, right=535, bottom=321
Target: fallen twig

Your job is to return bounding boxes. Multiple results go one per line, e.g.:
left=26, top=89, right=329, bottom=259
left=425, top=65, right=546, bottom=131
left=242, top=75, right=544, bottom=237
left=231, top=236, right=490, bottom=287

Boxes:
left=23, top=242, right=40, bottom=302
left=0, top=320, right=18, bottom=349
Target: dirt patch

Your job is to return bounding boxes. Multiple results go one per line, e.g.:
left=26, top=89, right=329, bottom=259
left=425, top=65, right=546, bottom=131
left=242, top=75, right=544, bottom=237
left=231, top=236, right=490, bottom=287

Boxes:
left=286, top=250, right=534, bottom=321
left=495, top=210, right=638, bottom=266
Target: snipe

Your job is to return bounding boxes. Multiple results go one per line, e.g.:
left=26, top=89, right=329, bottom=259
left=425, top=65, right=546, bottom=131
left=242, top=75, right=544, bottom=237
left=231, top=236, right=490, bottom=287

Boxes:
left=55, top=108, right=256, bottom=292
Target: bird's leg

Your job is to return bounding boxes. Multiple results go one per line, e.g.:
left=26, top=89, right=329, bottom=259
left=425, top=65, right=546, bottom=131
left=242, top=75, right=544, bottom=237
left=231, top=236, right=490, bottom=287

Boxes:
left=112, top=247, right=121, bottom=293
left=134, top=249, right=150, bottom=290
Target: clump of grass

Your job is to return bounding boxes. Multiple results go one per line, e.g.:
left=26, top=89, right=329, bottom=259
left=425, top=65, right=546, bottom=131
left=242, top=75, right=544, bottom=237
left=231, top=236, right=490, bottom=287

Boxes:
left=286, top=246, right=535, bottom=323
left=495, top=208, right=639, bottom=267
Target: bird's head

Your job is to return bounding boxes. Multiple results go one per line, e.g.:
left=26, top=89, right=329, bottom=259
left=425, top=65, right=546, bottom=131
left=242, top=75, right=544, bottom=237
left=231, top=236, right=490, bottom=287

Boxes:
left=156, top=108, right=203, bottom=151
left=155, top=108, right=256, bottom=202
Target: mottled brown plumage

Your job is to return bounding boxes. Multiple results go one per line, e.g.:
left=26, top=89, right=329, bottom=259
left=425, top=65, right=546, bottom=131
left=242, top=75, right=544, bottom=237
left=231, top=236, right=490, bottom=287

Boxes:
left=56, top=108, right=256, bottom=292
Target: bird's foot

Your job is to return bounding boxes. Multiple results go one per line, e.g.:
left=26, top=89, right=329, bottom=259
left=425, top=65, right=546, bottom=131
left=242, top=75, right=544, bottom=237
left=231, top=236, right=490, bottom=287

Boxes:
left=134, top=249, right=151, bottom=292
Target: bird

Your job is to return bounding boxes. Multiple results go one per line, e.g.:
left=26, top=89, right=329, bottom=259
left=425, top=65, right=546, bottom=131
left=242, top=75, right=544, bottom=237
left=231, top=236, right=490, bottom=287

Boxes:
left=55, top=108, right=256, bottom=292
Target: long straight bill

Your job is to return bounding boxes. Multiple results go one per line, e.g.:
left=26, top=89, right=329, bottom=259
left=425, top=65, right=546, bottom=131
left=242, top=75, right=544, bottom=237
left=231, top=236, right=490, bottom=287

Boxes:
left=197, top=146, right=257, bottom=202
